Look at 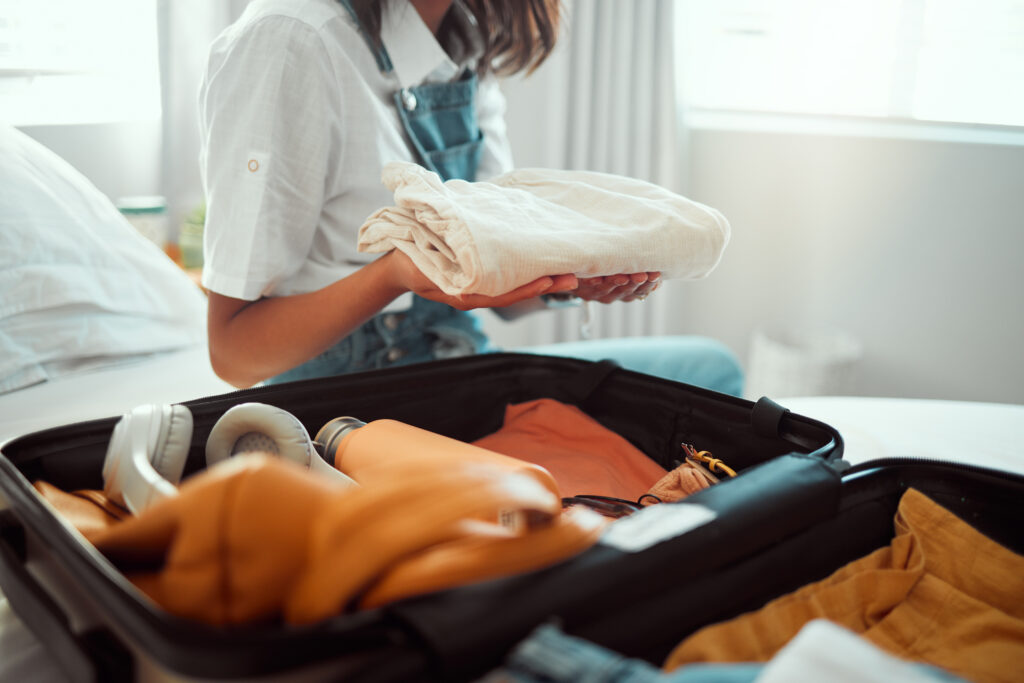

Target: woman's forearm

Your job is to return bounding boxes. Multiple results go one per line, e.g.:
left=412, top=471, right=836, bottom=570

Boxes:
left=207, top=254, right=407, bottom=387
left=207, top=250, right=577, bottom=387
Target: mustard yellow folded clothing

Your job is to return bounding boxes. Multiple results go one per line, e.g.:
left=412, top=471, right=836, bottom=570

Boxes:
left=664, top=488, right=1024, bottom=683
left=87, top=455, right=603, bottom=626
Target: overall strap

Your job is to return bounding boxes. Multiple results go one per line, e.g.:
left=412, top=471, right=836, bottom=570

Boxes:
left=336, top=0, right=394, bottom=73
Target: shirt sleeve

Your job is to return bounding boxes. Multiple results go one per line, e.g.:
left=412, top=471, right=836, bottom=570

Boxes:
left=199, top=16, right=343, bottom=300
left=474, top=74, right=514, bottom=181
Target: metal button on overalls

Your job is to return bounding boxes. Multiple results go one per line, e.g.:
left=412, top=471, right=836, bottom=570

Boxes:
left=400, top=88, right=418, bottom=111
left=337, top=2, right=482, bottom=183
left=386, top=347, right=405, bottom=362
left=382, top=314, right=402, bottom=331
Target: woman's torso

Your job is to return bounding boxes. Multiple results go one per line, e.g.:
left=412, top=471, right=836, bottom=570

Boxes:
left=199, top=0, right=511, bottom=302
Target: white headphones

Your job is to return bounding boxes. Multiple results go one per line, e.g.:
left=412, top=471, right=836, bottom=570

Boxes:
left=102, top=402, right=357, bottom=515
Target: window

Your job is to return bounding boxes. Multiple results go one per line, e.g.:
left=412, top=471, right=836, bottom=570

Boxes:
left=0, top=0, right=160, bottom=126
left=679, top=0, right=1024, bottom=129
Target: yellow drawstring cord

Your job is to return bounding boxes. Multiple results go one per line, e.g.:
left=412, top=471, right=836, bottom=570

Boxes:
left=680, top=443, right=737, bottom=478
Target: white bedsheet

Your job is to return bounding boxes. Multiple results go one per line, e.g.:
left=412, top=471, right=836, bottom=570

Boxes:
left=0, top=345, right=235, bottom=446
left=779, top=395, right=1024, bottom=476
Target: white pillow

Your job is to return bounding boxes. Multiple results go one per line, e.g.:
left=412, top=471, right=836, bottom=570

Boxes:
left=0, top=126, right=208, bottom=394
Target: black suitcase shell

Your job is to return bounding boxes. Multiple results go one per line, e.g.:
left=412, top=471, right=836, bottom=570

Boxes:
left=400, top=455, right=1024, bottom=679
left=0, top=353, right=849, bottom=681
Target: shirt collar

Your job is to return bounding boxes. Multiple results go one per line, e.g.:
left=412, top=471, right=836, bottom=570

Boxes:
left=379, top=1, right=481, bottom=87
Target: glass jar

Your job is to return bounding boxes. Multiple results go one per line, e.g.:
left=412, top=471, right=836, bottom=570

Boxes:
left=116, top=195, right=169, bottom=247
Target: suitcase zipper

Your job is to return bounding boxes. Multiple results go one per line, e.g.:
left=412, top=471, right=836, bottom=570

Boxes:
left=842, top=456, right=1024, bottom=482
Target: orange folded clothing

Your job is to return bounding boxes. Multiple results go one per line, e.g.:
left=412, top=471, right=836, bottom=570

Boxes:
left=664, top=487, right=1024, bottom=683
left=472, top=398, right=667, bottom=501
left=329, top=417, right=560, bottom=498
left=86, top=454, right=604, bottom=626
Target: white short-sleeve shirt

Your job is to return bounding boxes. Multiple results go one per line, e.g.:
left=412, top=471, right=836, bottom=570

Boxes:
left=198, top=0, right=513, bottom=302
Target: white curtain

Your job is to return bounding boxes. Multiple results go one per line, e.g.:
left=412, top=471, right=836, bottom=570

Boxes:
left=157, top=0, right=250, bottom=229
left=496, top=0, right=688, bottom=346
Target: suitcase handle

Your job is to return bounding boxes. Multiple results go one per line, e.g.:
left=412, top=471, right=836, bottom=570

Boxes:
left=0, top=512, right=128, bottom=683
left=752, top=397, right=847, bottom=467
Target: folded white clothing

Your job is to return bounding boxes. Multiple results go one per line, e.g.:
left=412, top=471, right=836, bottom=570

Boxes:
left=357, top=162, right=731, bottom=297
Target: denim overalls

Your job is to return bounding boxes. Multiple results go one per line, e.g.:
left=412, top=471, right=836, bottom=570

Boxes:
left=267, top=1, right=489, bottom=385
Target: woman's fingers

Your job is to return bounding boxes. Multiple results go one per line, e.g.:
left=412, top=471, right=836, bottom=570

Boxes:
left=578, top=272, right=659, bottom=304
left=621, top=272, right=662, bottom=302
left=577, top=275, right=636, bottom=302
left=409, top=264, right=664, bottom=310
left=452, top=273, right=578, bottom=310
left=582, top=272, right=663, bottom=303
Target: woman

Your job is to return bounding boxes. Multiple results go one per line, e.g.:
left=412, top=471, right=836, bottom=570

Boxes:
left=199, top=0, right=742, bottom=394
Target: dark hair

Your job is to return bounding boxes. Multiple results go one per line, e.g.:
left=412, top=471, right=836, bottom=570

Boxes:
left=347, top=0, right=562, bottom=76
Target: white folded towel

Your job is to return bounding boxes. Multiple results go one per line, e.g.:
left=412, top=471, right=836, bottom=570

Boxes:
left=357, top=162, right=731, bottom=297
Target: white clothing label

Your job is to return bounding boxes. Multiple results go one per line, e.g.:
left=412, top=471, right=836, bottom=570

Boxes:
left=599, top=503, right=717, bottom=553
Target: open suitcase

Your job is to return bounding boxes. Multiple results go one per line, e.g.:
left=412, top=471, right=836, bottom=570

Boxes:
left=0, top=352, right=865, bottom=682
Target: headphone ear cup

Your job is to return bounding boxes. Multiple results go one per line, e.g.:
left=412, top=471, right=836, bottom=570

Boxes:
left=205, top=403, right=316, bottom=467
left=102, top=403, right=193, bottom=515
left=150, top=404, right=194, bottom=486
left=205, top=403, right=356, bottom=487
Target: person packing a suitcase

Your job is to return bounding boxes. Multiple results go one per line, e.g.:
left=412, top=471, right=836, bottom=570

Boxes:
left=198, top=0, right=744, bottom=393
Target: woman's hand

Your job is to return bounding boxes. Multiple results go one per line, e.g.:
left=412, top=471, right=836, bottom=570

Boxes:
left=573, top=272, right=661, bottom=303
left=384, top=249, right=579, bottom=310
